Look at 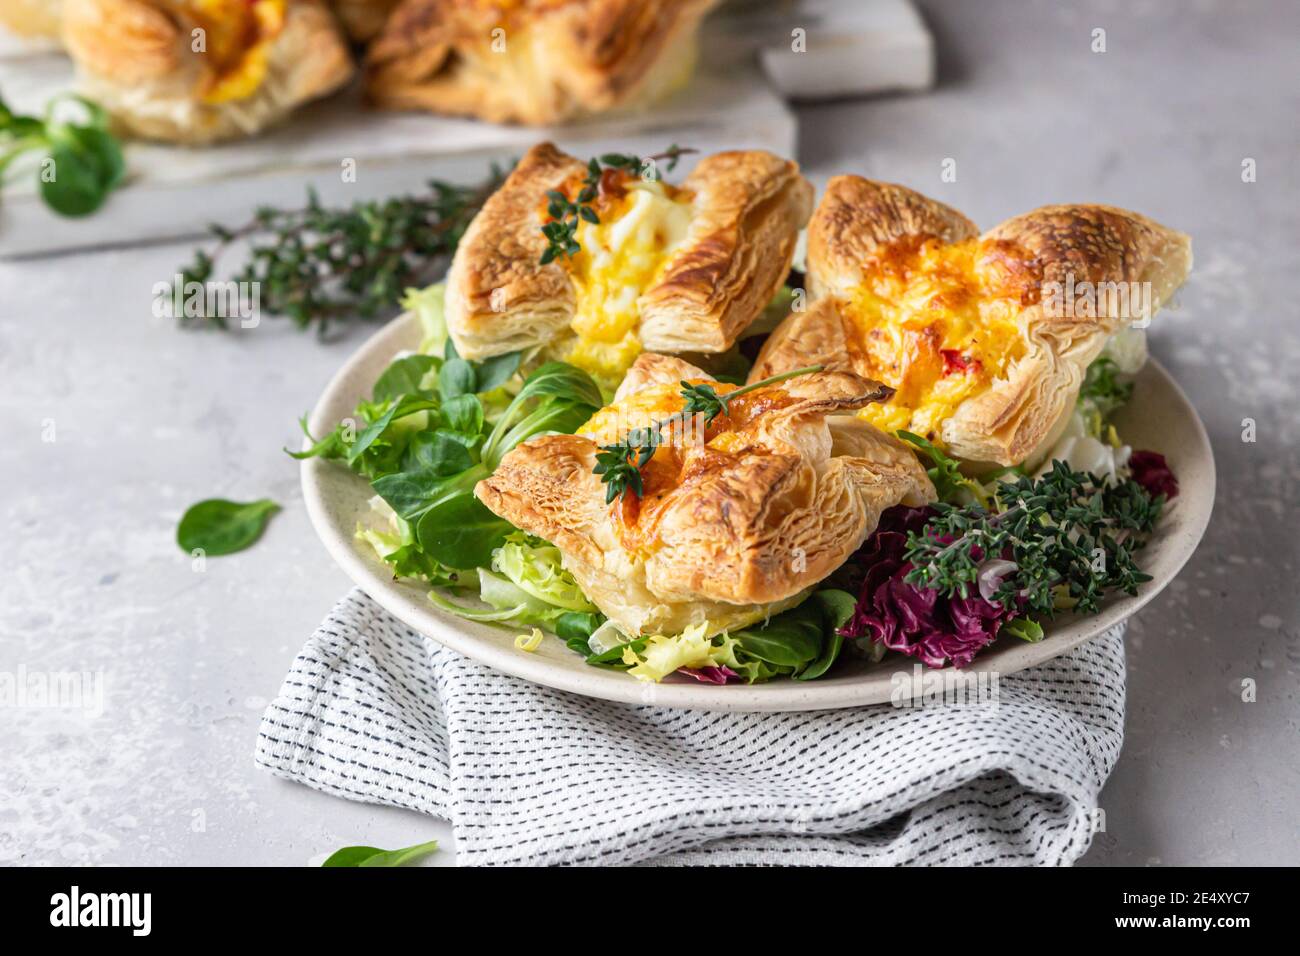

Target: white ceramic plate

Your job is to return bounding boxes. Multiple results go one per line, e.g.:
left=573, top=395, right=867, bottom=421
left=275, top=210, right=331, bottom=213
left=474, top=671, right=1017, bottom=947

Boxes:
left=302, top=312, right=1216, bottom=712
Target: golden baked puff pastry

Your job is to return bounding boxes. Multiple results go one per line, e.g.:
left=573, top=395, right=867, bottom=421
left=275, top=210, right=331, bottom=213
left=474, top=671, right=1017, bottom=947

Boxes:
left=365, top=0, right=719, bottom=125
left=60, top=0, right=355, bottom=144
left=446, top=142, right=813, bottom=394
left=0, top=1, right=64, bottom=38
left=476, top=352, right=936, bottom=636
left=750, top=177, right=1193, bottom=467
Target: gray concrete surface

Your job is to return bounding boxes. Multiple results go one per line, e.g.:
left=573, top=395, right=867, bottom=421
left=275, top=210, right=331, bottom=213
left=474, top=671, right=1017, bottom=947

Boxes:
left=1, top=0, right=1296, bottom=865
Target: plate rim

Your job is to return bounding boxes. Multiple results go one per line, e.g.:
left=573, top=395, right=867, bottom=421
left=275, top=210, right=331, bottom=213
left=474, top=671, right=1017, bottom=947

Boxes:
left=301, top=312, right=1217, bottom=712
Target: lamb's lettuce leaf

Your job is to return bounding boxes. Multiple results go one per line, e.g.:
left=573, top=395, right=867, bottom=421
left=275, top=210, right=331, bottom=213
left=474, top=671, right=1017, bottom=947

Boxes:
left=293, top=304, right=602, bottom=576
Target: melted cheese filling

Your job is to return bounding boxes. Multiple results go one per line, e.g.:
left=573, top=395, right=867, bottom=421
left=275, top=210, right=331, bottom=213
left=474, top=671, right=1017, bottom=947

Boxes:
left=844, top=238, right=1025, bottom=445
left=176, top=0, right=287, bottom=104
left=546, top=178, right=692, bottom=393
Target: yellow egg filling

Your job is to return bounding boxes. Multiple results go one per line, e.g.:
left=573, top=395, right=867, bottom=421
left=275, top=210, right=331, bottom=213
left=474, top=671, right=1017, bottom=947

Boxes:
left=181, top=0, right=288, bottom=104
left=844, top=238, right=1025, bottom=445
left=543, top=175, right=693, bottom=393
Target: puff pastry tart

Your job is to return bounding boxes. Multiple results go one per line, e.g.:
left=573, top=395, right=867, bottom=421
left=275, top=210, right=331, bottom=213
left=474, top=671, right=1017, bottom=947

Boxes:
left=476, top=353, right=936, bottom=637
left=60, top=0, right=355, bottom=144
left=365, top=0, right=719, bottom=125
left=751, top=177, right=1193, bottom=467
left=447, top=142, right=813, bottom=393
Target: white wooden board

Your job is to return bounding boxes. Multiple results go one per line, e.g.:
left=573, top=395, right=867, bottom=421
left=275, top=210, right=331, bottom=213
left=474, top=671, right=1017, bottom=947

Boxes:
left=713, top=0, right=934, bottom=98
left=0, top=56, right=795, bottom=258
left=0, top=0, right=932, bottom=258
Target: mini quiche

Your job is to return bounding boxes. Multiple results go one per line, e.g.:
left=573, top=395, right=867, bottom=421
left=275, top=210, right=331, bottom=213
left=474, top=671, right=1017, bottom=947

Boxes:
left=751, top=177, right=1193, bottom=467
left=476, top=353, right=935, bottom=637
left=61, top=0, right=354, bottom=144
left=446, top=142, right=813, bottom=394
left=365, top=0, right=719, bottom=125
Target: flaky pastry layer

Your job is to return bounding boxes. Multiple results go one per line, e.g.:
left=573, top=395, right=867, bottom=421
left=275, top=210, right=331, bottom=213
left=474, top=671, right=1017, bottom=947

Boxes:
left=476, top=352, right=935, bottom=636
left=365, top=0, right=718, bottom=125
left=446, top=142, right=813, bottom=387
left=61, top=0, right=354, bottom=144
left=752, top=177, right=1192, bottom=466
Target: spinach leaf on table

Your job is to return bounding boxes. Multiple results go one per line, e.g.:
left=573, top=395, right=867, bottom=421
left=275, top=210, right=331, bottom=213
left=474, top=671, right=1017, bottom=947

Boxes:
left=0, top=93, right=125, bottom=218
left=176, top=498, right=280, bottom=556
left=321, top=839, right=439, bottom=868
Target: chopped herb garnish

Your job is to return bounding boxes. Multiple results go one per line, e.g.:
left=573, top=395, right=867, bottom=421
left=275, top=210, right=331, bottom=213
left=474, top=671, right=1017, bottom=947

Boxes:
left=539, top=145, right=695, bottom=265
left=903, top=460, right=1165, bottom=618
left=593, top=366, right=822, bottom=504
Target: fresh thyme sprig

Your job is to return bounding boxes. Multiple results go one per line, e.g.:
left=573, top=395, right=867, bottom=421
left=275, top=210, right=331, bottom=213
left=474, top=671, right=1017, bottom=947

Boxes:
left=903, top=460, right=1165, bottom=617
left=176, top=165, right=509, bottom=337
left=593, top=365, right=823, bottom=504
left=593, top=426, right=661, bottom=503
left=539, top=145, right=696, bottom=265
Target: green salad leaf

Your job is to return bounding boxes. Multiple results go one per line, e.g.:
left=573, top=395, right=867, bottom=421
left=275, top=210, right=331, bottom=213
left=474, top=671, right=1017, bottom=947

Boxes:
left=1, top=93, right=125, bottom=218
left=1077, top=356, right=1134, bottom=439
left=554, top=611, right=605, bottom=652
left=415, top=494, right=513, bottom=569
left=796, top=591, right=857, bottom=680
left=321, top=839, right=439, bottom=868
left=441, top=394, right=484, bottom=441
left=733, top=589, right=857, bottom=680
left=425, top=532, right=601, bottom=630
left=494, top=533, right=598, bottom=611
left=176, top=498, right=280, bottom=556
left=347, top=396, right=439, bottom=466
left=437, top=356, right=477, bottom=400
left=294, top=284, right=603, bottom=581
left=407, top=283, right=450, bottom=354
left=372, top=354, right=438, bottom=402
left=1001, top=617, right=1045, bottom=643
left=897, top=430, right=994, bottom=508
left=469, top=350, right=522, bottom=394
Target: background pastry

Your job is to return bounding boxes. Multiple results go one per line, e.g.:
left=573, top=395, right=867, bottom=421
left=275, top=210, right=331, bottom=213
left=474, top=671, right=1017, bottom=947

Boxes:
left=751, top=177, right=1192, bottom=467
left=365, top=0, right=719, bottom=125
left=0, top=0, right=64, bottom=38
left=446, top=141, right=813, bottom=393
left=476, top=352, right=936, bottom=637
left=60, top=0, right=355, bottom=144
left=329, top=0, right=399, bottom=42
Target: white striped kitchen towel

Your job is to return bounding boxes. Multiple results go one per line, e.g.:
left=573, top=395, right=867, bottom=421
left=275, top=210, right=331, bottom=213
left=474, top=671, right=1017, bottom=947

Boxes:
left=255, top=587, right=1126, bottom=866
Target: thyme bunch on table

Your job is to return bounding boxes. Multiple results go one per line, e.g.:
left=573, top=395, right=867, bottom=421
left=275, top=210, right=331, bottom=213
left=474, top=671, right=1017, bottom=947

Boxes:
left=903, top=460, right=1166, bottom=618
left=176, top=165, right=509, bottom=336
